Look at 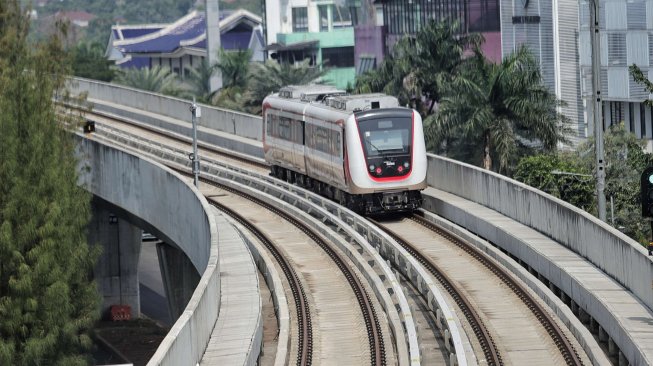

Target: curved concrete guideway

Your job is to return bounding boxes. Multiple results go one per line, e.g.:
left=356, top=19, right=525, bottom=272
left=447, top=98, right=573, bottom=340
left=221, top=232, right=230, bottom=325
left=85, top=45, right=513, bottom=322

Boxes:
left=70, top=77, right=653, bottom=365
left=75, top=135, right=220, bottom=366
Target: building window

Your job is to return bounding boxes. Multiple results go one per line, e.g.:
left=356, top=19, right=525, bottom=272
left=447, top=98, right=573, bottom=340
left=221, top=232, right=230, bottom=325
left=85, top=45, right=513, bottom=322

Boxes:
left=319, top=5, right=329, bottom=31
left=322, top=47, right=355, bottom=67
left=292, top=7, right=308, bottom=32
left=611, top=101, right=624, bottom=125
left=641, top=103, right=647, bottom=138
left=629, top=102, right=635, bottom=134
left=607, top=33, right=626, bottom=65
left=382, top=0, right=499, bottom=36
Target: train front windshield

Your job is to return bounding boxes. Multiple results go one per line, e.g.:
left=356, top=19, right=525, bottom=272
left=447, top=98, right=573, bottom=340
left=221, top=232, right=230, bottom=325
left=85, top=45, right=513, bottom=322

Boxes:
left=358, top=117, right=412, bottom=158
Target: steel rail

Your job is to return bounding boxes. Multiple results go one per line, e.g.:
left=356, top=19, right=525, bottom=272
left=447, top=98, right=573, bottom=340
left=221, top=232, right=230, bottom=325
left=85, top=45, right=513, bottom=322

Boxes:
left=369, top=217, right=503, bottom=366
left=213, top=181, right=387, bottom=366
left=409, top=213, right=584, bottom=366
left=209, top=200, right=313, bottom=366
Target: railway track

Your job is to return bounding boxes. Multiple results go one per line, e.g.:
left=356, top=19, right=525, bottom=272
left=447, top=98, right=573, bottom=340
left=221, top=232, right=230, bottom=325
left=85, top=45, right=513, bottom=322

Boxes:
left=206, top=180, right=386, bottom=365
left=371, top=213, right=585, bottom=366
left=210, top=200, right=313, bottom=366
left=74, top=102, right=594, bottom=366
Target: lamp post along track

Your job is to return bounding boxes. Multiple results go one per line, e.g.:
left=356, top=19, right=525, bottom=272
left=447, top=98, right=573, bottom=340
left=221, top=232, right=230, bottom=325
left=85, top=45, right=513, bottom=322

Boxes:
left=408, top=213, right=584, bottom=366
left=209, top=200, right=313, bottom=366
left=209, top=179, right=386, bottom=366
left=369, top=217, right=503, bottom=366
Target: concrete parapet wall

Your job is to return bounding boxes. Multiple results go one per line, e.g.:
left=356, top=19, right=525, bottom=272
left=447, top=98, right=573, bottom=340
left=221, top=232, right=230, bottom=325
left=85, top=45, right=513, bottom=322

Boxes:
left=69, top=77, right=263, bottom=140
left=75, top=136, right=220, bottom=366
left=426, top=154, right=653, bottom=312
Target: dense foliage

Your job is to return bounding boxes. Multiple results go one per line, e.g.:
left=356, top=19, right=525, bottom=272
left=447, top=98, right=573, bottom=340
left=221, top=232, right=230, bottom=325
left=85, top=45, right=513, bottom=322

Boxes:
left=428, top=46, right=569, bottom=172
left=629, top=65, right=653, bottom=107
left=114, top=65, right=181, bottom=95
left=355, top=20, right=482, bottom=115
left=515, top=124, right=653, bottom=245
left=0, top=1, right=100, bottom=364
left=71, top=42, right=115, bottom=81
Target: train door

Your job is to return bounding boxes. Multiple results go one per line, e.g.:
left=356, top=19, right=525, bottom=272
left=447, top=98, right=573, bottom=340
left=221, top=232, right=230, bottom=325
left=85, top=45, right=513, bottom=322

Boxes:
left=292, top=118, right=306, bottom=174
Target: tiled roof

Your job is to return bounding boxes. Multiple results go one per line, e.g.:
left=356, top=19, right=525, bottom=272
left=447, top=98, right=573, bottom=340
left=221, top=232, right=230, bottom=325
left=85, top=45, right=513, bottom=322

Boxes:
left=56, top=11, right=95, bottom=22
left=118, top=13, right=206, bottom=53
left=121, top=27, right=163, bottom=39
left=111, top=9, right=263, bottom=57
left=116, top=56, right=150, bottom=68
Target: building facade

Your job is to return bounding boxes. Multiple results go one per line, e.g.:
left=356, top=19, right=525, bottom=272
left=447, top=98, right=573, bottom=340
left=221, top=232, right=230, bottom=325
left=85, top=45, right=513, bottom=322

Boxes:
left=263, top=0, right=360, bottom=88
left=578, top=0, right=653, bottom=147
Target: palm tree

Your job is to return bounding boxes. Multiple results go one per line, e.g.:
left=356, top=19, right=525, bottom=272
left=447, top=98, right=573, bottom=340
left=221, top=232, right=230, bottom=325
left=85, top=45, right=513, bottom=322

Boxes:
left=244, top=59, right=326, bottom=114
left=184, top=58, right=217, bottom=103
left=355, top=39, right=414, bottom=107
left=355, top=20, right=482, bottom=115
left=215, top=48, right=252, bottom=89
left=427, top=46, right=569, bottom=172
left=72, top=41, right=115, bottom=81
left=114, top=65, right=181, bottom=96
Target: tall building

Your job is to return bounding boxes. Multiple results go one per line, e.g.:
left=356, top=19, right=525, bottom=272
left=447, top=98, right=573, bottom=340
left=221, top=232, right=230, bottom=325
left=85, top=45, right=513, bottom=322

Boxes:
left=578, top=0, right=653, bottom=148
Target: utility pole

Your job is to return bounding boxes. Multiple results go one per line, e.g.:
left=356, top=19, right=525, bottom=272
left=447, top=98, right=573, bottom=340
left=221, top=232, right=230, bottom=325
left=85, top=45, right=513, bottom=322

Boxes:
left=190, top=98, right=200, bottom=187
left=589, top=0, right=607, bottom=221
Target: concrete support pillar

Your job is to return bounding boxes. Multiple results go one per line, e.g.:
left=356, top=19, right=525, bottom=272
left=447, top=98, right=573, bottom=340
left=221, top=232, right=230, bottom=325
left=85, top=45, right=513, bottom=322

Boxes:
left=579, top=308, right=590, bottom=324
left=598, top=325, right=609, bottom=342
left=608, top=337, right=619, bottom=357
left=589, top=317, right=599, bottom=334
left=156, top=242, right=201, bottom=320
left=89, top=204, right=142, bottom=319
left=570, top=301, right=578, bottom=315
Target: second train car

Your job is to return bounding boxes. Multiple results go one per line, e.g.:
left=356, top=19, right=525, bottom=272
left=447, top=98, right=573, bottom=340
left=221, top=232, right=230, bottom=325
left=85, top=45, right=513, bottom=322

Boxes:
left=262, top=85, right=427, bottom=214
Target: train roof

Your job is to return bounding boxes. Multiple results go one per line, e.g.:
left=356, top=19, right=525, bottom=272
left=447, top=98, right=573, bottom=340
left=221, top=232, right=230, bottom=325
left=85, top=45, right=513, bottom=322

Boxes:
left=322, top=93, right=399, bottom=112
left=269, top=85, right=400, bottom=114
left=277, top=84, right=346, bottom=101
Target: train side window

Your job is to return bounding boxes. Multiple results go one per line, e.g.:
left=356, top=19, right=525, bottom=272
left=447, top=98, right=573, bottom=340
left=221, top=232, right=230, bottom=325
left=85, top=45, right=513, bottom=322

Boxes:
left=266, top=112, right=272, bottom=136
left=279, top=117, right=292, bottom=141
left=335, top=132, right=341, bottom=157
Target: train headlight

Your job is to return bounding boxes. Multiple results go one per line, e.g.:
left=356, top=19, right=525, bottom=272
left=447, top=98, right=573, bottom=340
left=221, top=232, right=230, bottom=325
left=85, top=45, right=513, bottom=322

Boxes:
left=397, top=166, right=404, bottom=173
left=369, top=164, right=375, bottom=171
left=375, top=167, right=383, bottom=175
left=404, top=162, right=410, bottom=168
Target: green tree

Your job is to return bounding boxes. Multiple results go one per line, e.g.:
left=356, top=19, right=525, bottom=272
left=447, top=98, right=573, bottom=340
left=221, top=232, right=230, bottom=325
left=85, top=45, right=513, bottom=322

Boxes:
left=578, top=123, right=653, bottom=244
left=210, top=49, right=252, bottom=109
left=243, top=59, right=326, bottom=114
left=0, top=2, right=100, bottom=365
left=355, top=20, right=482, bottom=115
left=184, top=58, right=218, bottom=104
left=516, top=124, right=653, bottom=245
left=514, top=154, right=594, bottom=210
left=215, top=48, right=252, bottom=89
left=72, top=41, right=115, bottom=82
left=114, top=65, right=181, bottom=96
left=427, top=46, right=569, bottom=172
left=629, top=64, right=653, bottom=107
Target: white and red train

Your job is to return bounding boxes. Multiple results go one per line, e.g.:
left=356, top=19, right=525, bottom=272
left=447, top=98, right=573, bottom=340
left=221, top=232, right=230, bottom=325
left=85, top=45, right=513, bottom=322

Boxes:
left=262, top=85, right=427, bottom=214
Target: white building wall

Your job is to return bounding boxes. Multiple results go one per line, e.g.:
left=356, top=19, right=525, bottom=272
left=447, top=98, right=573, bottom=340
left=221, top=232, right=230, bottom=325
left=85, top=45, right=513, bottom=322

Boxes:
left=578, top=0, right=653, bottom=142
left=501, top=0, right=584, bottom=144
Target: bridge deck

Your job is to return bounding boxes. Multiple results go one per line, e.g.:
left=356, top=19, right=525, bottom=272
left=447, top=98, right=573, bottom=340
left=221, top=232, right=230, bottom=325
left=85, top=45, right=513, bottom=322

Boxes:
left=425, top=187, right=653, bottom=365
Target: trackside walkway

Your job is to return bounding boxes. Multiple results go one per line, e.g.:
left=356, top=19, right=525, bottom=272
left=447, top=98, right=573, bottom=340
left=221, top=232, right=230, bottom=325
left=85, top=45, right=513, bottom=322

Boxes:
left=200, top=205, right=262, bottom=365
